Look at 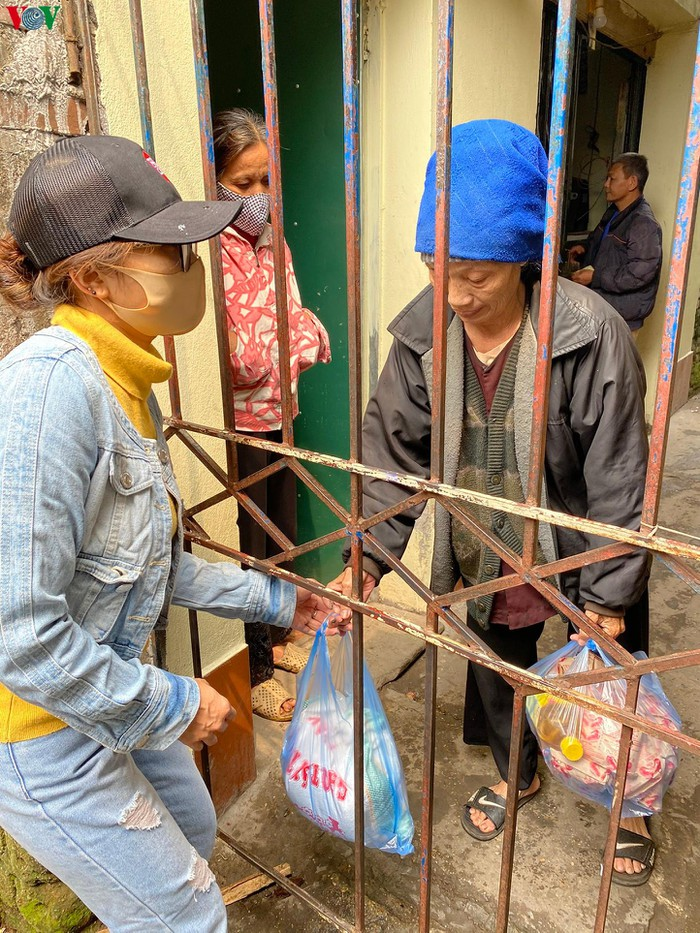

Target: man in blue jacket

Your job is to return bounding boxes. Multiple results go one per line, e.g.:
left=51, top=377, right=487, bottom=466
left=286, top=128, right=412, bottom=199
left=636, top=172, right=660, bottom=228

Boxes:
left=571, top=153, right=662, bottom=339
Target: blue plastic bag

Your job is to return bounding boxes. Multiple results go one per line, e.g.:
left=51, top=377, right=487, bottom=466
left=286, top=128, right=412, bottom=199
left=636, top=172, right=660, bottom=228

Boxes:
left=526, top=640, right=681, bottom=818
left=281, top=625, right=414, bottom=855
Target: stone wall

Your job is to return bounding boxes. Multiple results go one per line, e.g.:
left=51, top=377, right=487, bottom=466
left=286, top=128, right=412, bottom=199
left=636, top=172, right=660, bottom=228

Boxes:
left=0, top=7, right=98, bottom=932
left=0, top=4, right=89, bottom=353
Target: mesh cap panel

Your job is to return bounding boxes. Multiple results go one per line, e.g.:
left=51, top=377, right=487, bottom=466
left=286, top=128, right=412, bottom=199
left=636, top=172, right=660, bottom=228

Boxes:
left=10, top=139, right=132, bottom=268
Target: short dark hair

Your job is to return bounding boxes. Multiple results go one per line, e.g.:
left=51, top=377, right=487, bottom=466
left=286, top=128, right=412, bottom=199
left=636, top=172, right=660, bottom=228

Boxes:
left=613, top=152, right=649, bottom=192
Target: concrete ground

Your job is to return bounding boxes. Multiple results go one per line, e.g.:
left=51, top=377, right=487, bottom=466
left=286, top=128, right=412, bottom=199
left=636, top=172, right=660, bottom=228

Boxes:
left=212, top=397, right=700, bottom=933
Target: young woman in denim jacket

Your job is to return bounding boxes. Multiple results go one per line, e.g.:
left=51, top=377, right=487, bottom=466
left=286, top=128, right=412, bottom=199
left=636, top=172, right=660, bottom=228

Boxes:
left=0, top=135, right=346, bottom=932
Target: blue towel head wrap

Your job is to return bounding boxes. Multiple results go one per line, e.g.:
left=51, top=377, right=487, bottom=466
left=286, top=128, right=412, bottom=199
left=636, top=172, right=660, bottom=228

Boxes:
left=415, top=119, right=548, bottom=263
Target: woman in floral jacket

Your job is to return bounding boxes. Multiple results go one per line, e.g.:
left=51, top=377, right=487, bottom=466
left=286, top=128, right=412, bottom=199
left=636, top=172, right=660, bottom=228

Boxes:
left=214, top=109, right=331, bottom=721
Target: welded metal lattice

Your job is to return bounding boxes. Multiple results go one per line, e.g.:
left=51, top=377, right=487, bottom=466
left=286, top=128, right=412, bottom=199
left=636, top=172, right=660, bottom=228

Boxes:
left=109, top=1, right=700, bottom=930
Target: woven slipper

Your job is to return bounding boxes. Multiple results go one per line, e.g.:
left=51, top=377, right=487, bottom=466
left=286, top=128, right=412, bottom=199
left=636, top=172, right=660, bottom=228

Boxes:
left=609, top=827, right=656, bottom=887
left=461, top=783, right=541, bottom=841
left=274, top=643, right=310, bottom=675
left=251, top=678, right=295, bottom=722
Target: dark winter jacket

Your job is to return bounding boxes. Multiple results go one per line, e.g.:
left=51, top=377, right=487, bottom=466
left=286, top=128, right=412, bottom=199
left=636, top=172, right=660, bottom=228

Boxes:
left=583, top=197, right=662, bottom=330
left=353, top=278, right=650, bottom=617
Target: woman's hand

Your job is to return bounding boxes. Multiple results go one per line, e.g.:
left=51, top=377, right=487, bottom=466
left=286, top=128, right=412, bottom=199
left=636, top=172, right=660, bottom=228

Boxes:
left=293, top=584, right=352, bottom=636
left=327, top=566, right=378, bottom=602
left=570, top=609, right=626, bottom=646
left=179, top=678, right=236, bottom=751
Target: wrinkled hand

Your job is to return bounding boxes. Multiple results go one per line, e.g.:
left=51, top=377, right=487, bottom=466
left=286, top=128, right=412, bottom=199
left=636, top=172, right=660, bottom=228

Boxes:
left=327, top=566, right=378, bottom=602
left=570, top=609, right=626, bottom=646
left=571, top=268, right=594, bottom=286
left=568, top=245, right=585, bottom=261
left=293, top=583, right=352, bottom=636
left=180, top=678, right=235, bottom=751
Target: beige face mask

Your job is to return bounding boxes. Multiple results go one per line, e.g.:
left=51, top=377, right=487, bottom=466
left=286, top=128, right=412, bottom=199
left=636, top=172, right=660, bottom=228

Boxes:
left=105, top=256, right=206, bottom=338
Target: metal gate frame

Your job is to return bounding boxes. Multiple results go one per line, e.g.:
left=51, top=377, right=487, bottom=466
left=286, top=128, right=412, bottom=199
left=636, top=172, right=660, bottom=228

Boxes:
left=82, top=0, right=700, bottom=930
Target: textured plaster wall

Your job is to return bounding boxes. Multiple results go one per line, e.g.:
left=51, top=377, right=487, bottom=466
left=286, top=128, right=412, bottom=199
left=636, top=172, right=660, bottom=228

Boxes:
left=638, top=24, right=700, bottom=418
left=91, top=0, right=245, bottom=675
left=360, top=0, right=543, bottom=614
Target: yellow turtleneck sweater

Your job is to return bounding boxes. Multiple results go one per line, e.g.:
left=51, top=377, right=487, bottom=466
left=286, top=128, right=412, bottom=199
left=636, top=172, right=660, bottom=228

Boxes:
left=0, top=304, right=174, bottom=744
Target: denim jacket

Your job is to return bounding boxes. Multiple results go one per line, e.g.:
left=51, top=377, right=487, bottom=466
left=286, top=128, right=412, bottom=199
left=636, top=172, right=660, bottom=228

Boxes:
left=0, top=327, right=297, bottom=752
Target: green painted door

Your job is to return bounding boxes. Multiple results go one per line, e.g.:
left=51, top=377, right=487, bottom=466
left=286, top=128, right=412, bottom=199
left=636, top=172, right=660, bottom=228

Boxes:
left=205, top=0, right=350, bottom=582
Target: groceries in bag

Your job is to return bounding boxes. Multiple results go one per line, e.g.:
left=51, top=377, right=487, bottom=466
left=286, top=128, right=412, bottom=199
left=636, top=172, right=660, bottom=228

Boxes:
left=526, top=639, right=681, bottom=817
left=281, top=624, right=414, bottom=855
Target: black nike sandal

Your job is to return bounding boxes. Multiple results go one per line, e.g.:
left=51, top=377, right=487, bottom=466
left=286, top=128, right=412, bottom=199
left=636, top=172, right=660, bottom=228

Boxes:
left=460, top=783, right=540, bottom=842
left=608, top=827, right=656, bottom=887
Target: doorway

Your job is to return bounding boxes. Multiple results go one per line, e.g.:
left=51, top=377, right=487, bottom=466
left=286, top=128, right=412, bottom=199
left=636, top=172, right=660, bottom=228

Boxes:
left=537, top=1, right=647, bottom=243
left=204, top=0, right=350, bottom=582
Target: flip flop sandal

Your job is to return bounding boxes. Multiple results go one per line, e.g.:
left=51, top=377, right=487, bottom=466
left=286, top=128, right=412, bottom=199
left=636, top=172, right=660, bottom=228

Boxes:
left=608, top=828, right=656, bottom=887
left=461, top=783, right=541, bottom=842
left=274, top=643, right=310, bottom=675
left=251, top=678, right=295, bottom=722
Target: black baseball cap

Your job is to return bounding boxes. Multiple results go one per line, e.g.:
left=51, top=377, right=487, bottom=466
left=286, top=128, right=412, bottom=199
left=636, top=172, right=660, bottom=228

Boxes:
left=8, top=135, right=241, bottom=269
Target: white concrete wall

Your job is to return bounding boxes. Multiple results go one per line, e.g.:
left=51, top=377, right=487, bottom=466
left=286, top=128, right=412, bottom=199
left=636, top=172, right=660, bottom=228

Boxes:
left=637, top=23, right=700, bottom=415
left=91, top=0, right=245, bottom=676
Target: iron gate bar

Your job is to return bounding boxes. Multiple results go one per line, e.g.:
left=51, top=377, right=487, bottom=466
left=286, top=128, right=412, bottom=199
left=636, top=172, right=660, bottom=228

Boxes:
left=340, top=0, right=367, bottom=926
left=643, top=19, right=700, bottom=528
left=556, top=647, right=700, bottom=688
left=422, top=1, right=454, bottom=923
left=73, top=0, right=101, bottom=134
left=287, top=458, right=351, bottom=523
left=165, top=417, right=700, bottom=563
left=217, top=829, right=354, bottom=933
left=261, top=528, right=348, bottom=566
left=188, top=0, right=239, bottom=482
left=116, top=0, right=700, bottom=930
left=656, top=553, right=700, bottom=593
left=183, top=488, right=231, bottom=519
left=496, top=687, right=527, bottom=933
left=183, top=527, right=700, bottom=755
left=594, top=680, right=641, bottom=933
left=127, top=0, right=182, bottom=419
left=522, top=0, right=576, bottom=569
left=258, top=0, right=295, bottom=449
left=127, top=0, right=154, bottom=155
left=437, top=499, right=635, bottom=665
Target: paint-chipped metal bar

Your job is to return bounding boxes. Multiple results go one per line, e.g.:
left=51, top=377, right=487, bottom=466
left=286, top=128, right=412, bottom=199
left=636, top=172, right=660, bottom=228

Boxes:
left=73, top=0, right=101, bottom=134
left=496, top=687, right=527, bottom=933
left=258, top=0, right=295, bottom=449
left=642, top=20, right=700, bottom=528
left=120, top=0, right=700, bottom=930
left=183, top=526, right=700, bottom=755
left=188, top=0, right=240, bottom=483
left=217, top=830, right=354, bottom=933
left=421, top=0, right=454, bottom=923
left=522, top=0, right=576, bottom=567
left=127, top=0, right=182, bottom=418
left=340, top=1, right=366, bottom=926
left=166, top=417, right=700, bottom=562
left=127, top=0, right=154, bottom=157
left=594, top=682, right=640, bottom=933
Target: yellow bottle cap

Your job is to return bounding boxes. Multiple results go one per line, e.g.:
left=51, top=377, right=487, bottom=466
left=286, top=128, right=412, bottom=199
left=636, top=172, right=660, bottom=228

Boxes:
left=535, top=693, right=550, bottom=706
left=560, top=736, right=583, bottom=761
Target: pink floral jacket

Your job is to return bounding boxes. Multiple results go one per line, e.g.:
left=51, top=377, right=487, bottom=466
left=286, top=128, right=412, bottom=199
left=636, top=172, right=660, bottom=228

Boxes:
left=221, top=226, right=331, bottom=432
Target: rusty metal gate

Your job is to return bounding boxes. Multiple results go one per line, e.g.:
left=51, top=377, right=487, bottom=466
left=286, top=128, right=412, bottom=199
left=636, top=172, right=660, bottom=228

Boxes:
left=73, top=0, right=700, bottom=929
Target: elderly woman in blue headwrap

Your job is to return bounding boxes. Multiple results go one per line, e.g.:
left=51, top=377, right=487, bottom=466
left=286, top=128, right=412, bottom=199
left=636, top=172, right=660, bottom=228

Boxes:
left=330, top=121, right=655, bottom=885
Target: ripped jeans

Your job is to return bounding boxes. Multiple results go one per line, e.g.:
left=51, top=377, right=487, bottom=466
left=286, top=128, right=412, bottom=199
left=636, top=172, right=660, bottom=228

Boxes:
left=0, top=727, right=227, bottom=931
